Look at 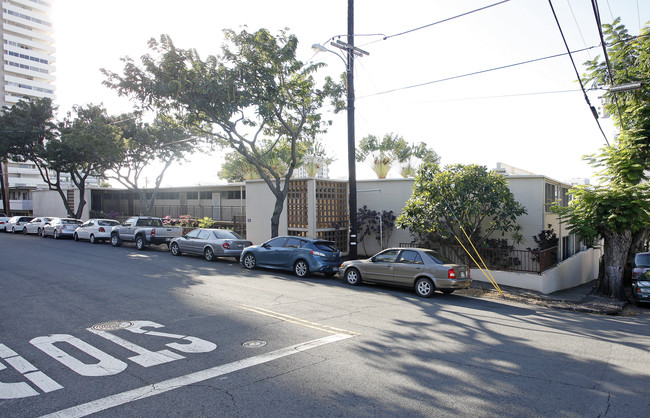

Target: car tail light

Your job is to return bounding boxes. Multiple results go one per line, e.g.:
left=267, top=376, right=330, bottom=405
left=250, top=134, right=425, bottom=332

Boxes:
left=222, top=242, right=231, bottom=249
left=448, top=269, right=456, bottom=279
left=311, top=250, right=326, bottom=257
left=99, top=227, right=105, bottom=232
left=151, top=229, right=156, bottom=236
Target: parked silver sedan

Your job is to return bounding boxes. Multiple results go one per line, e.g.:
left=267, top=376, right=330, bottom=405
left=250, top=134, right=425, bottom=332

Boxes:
left=339, top=247, right=471, bottom=298
left=24, top=217, right=53, bottom=235
left=42, top=217, right=83, bottom=239
left=170, top=228, right=252, bottom=262
left=74, top=219, right=120, bottom=243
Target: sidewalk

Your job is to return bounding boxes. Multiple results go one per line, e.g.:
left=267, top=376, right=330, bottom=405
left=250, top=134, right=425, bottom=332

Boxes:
left=458, top=279, right=631, bottom=315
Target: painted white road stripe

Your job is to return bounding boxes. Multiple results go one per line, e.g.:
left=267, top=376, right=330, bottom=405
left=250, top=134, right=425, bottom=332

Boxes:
left=41, top=333, right=352, bottom=418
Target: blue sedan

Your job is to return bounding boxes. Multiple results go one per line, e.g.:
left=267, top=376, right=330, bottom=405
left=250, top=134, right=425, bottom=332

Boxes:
left=240, top=236, right=342, bottom=277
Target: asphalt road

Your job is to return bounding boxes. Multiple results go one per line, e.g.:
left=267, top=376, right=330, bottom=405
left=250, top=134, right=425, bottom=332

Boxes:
left=1, top=232, right=649, bottom=417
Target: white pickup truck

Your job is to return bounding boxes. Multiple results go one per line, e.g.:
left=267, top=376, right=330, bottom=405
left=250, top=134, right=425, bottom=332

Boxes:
left=109, top=216, right=184, bottom=250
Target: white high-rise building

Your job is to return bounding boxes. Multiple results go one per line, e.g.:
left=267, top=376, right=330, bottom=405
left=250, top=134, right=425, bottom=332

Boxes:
left=1, top=0, right=55, bottom=107
left=1, top=0, right=56, bottom=215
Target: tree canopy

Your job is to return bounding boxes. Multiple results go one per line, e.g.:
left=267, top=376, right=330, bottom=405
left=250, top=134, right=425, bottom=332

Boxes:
left=103, top=29, right=341, bottom=237
left=397, top=163, right=526, bottom=248
left=554, top=19, right=650, bottom=299
left=106, top=112, right=201, bottom=215
left=0, top=99, right=123, bottom=218
left=356, top=133, right=440, bottom=179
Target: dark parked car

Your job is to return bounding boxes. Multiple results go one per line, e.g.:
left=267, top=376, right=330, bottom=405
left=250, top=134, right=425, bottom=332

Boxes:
left=170, top=228, right=252, bottom=261
left=240, top=236, right=342, bottom=277
left=338, top=247, right=471, bottom=298
left=632, top=252, right=650, bottom=305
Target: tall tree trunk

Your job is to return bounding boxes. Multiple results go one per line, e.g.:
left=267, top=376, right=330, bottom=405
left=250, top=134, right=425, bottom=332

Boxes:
left=602, top=229, right=632, bottom=300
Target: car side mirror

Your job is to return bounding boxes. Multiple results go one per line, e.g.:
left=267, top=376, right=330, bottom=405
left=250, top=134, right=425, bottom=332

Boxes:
left=262, top=243, right=270, bottom=249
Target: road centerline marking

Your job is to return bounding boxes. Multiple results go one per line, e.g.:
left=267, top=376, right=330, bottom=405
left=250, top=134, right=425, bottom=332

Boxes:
left=41, top=334, right=351, bottom=418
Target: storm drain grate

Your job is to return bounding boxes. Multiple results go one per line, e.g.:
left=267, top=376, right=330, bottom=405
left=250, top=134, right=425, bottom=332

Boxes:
left=90, top=321, right=133, bottom=331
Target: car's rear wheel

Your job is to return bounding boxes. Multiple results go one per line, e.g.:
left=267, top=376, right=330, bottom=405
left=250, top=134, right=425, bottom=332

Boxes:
left=74, top=233, right=79, bottom=242
left=170, top=242, right=181, bottom=256
left=204, top=247, right=215, bottom=261
left=90, top=234, right=97, bottom=244
left=441, top=289, right=455, bottom=295
left=53, top=230, right=59, bottom=239
left=37, top=228, right=41, bottom=236
left=110, top=234, right=122, bottom=247
left=243, top=253, right=256, bottom=269
left=23, top=227, right=28, bottom=235
left=344, top=268, right=361, bottom=286
left=11, top=227, right=15, bottom=234
left=135, top=235, right=146, bottom=250
left=415, top=277, right=434, bottom=298
left=294, top=260, right=309, bottom=278
left=41, top=229, right=46, bottom=238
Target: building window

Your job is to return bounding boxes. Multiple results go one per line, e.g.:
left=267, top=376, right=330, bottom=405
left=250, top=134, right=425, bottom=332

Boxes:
left=186, top=191, right=199, bottom=200
left=221, top=190, right=245, bottom=200
left=200, top=191, right=212, bottom=200
left=545, top=183, right=557, bottom=212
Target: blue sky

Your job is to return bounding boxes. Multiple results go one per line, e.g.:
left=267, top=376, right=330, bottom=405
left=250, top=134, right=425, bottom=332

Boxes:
left=52, top=0, right=649, bottom=186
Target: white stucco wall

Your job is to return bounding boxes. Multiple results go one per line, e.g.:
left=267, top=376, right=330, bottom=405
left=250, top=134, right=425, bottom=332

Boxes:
left=244, top=179, right=288, bottom=244
left=32, top=189, right=91, bottom=219
left=356, top=178, right=416, bottom=256
left=471, top=247, right=602, bottom=294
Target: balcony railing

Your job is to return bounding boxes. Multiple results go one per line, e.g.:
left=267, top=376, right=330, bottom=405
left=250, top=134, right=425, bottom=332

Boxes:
left=399, top=243, right=558, bottom=274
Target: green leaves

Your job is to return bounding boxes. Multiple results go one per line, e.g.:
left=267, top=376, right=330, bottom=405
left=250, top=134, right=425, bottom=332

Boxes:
left=397, top=163, right=527, bottom=246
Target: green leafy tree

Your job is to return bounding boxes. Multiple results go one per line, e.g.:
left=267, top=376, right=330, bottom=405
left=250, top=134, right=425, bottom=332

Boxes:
left=357, top=133, right=440, bottom=179
left=554, top=19, right=650, bottom=299
left=102, top=29, right=341, bottom=237
left=52, top=104, right=125, bottom=218
left=106, top=112, right=201, bottom=215
left=397, top=163, right=527, bottom=249
left=395, top=140, right=441, bottom=178
left=1, top=99, right=123, bottom=218
left=218, top=151, right=262, bottom=182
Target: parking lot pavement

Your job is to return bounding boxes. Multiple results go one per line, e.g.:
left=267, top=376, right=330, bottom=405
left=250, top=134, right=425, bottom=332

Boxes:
left=457, top=279, right=646, bottom=315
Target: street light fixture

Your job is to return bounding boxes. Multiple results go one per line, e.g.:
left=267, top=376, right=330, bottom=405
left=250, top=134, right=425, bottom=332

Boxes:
left=312, top=38, right=369, bottom=258
left=608, top=82, right=643, bottom=93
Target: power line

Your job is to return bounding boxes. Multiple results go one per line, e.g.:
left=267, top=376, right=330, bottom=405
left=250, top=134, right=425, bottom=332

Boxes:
left=591, top=0, right=624, bottom=128
left=357, top=45, right=599, bottom=99
left=547, top=0, right=610, bottom=145
left=361, top=0, right=511, bottom=46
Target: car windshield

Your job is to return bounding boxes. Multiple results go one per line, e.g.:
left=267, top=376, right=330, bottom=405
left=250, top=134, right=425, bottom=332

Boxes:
left=313, top=241, right=338, bottom=252
left=635, top=253, right=650, bottom=268
left=213, top=230, right=244, bottom=240
left=423, top=250, right=454, bottom=265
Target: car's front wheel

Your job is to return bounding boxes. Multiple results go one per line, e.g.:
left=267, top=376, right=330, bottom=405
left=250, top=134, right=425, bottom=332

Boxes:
left=204, top=247, right=215, bottom=261
left=344, top=268, right=361, bottom=286
left=110, top=234, right=122, bottom=247
left=53, top=230, right=59, bottom=239
left=415, top=277, right=435, bottom=298
left=243, top=253, right=256, bottom=269
left=170, top=242, right=181, bottom=256
left=294, top=260, right=309, bottom=278
left=73, top=233, right=79, bottom=242
left=23, top=227, right=28, bottom=235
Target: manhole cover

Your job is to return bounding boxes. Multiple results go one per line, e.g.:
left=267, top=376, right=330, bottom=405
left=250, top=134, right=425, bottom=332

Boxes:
left=242, top=340, right=267, bottom=348
left=90, top=321, right=133, bottom=331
